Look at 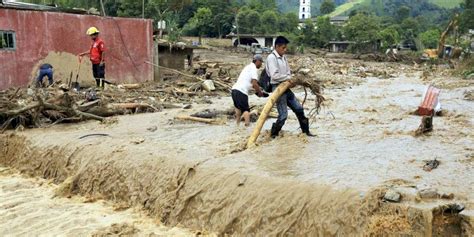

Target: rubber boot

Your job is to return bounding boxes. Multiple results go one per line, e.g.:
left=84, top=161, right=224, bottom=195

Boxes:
left=271, top=122, right=283, bottom=138
left=299, top=117, right=316, bottom=137
left=100, top=78, right=105, bottom=90
left=95, top=78, right=100, bottom=87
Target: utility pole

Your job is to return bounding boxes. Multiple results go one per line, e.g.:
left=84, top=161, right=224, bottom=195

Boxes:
left=142, top=0, right=145, bottom=19
left=235, top=9, right=240, bottom=46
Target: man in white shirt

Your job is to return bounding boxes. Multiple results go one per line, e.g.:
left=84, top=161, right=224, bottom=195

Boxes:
left=231, top=54, right=266, bottom=126
left=266, top=36, right=315, bottom=138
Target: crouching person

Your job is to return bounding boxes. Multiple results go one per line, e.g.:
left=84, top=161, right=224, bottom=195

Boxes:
left=36, top=63, right=54, bottom=87
left=231, top=54, right=266, bottom=126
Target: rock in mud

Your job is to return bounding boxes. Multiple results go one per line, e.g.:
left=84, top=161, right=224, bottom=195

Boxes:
left=464, top=90, right=474, bottom=101
left=384, top=189, right=401, bottom=202
left=423, top=159, right=440, bottom=171
left=299, top=68, right=311, bottom=75
left=91, top=223, right=139, bottom=237
left=147, top=126, right=158, bottom=132
left=418, top=188, right=439, bottom=199
left=131, top=137, right=145, bottom=144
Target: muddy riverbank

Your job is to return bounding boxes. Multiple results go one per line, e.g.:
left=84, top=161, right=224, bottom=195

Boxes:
left=0, top=167, right=201, bottom=236
left=1, top=64, right=473, bottom=235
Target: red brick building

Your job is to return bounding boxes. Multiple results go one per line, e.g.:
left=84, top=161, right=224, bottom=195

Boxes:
left=0, top=2, right=154, bottom=90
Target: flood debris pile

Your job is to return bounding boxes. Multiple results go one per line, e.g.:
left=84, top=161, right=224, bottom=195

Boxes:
left=0, top=62, right=248, bottom=130
left=289, top=57, right=403, bottom=88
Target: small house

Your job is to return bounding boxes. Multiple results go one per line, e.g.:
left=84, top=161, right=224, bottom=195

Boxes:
left=157, top=42, right=200, bottom=70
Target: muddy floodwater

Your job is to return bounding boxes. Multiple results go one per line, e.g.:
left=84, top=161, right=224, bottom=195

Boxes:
left=1, top=54, right=473, bottom=235
left=0, top=167, right=200, bottom=236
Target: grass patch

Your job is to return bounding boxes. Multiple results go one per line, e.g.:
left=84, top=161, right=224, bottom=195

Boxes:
left=428, top=0, right=462, bottom=9
left=327, top=0, right=461, bottom=17
left=329, top=0, right=367, bottom=17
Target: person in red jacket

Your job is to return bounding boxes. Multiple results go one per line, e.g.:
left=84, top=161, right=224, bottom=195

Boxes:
left=79, top=27, right=106, bottom=88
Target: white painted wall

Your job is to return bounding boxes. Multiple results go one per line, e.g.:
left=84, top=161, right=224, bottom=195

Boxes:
left=299, top=0, right=311, bottom=20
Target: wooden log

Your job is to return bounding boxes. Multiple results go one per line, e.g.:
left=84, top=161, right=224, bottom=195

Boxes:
left=247, top=81, right=292, bottom=148
left=77, top=100, right=100, bottom=111
left=120, top=84, right=141, bottom=89
left=110, top=103, right=158, bottom=111
left=175, top=115, right=220, bottom=124
left=3, top=103, right=41, bottom=117
left=41, top=101, right=105, bottom=122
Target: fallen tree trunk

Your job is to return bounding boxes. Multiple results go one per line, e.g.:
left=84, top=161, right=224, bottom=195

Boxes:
left=247, top=81, right=292, bottom=148
left=247, top=78, right=325, bottom=148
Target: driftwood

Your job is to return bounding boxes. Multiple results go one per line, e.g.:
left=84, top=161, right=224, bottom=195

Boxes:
left=175, top=115, right=221, bottom=124
left=145, top=62, right=232, bottom=91
left=120, top=84, right=141, bottom=89
left=247, top=78, right=325, bottom=148
left=110, top=103, right=158, bottom=112
left=0, top=92, right=105, bottom=130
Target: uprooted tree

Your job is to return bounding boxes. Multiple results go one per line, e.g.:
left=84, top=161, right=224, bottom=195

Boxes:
left=247, top=77, right=325, bottom=148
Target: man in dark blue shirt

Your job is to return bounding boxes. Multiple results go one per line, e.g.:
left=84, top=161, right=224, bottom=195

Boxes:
left=36, top=63, right=54, bottom=87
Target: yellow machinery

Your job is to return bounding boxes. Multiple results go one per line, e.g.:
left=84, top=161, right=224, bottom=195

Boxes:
left=423, top=14, right=460, bottom=59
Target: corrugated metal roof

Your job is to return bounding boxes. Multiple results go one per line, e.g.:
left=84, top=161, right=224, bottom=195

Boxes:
left=1, top=1, right=91, bottom=14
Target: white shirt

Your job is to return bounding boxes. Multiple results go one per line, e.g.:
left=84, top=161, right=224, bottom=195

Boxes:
left=266, top=50, right=291, bottom=84
left=232, top=63, right=258, bottom=95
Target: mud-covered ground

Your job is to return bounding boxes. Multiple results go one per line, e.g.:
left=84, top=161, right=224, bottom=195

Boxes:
left=1, top=48, right=473, bottom=236
left=0, top=167, right=203, bottom=236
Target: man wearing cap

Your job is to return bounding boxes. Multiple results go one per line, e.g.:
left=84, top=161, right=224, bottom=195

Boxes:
left=266, top=36, right=315, bottom=138
left=231, top=54, right=267, bottom=126
left=79, top=27, right=106, bottom=88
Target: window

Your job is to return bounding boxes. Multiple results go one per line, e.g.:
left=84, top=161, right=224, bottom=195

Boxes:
left=302, top=14, right=305, bottom=19
left=303, top=7, right=305, bottom=12
left=0, top=31, right=16, bottom=50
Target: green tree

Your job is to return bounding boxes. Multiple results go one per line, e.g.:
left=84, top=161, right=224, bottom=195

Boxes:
left=401, top=17, right=420, bottom=38
left=460, top=0, right=474, bottom=33
left=278, top=12, right=299, bottom=34
left=379, top=26, right=400, bottom=49
left=246, top=10, right=261, bottom=34
left=396, top=5, right=410, bottom=22
left=194, top=0, right=235, bottom=38
left=189, top=7, right=213, bottom=44
left=236, top=7, right=251, bottom=34
left=420, top=29, right=441, bottom=49
left=320, top=0, right=336, bottom=15
left=343, top=14, right=381, bottom=52
left=246, top=0, right=277, bottom=12
left=261, top=10, right=279, bottom=34
left=300, top=19, right=317, bottom=47
left=315, top=16, right=337, bottom=47
left=166, top=14, right=183, bottom=43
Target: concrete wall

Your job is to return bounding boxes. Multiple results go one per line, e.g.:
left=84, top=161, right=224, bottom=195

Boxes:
left=158, top=46, right=192, bottom=70
left=0, top=8, right=154, bottom=89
